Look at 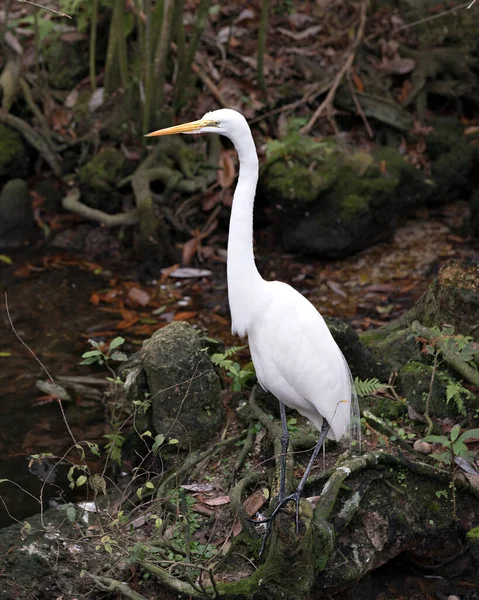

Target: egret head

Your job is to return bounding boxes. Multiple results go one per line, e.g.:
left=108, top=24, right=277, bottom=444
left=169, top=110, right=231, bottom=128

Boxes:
left=145, top=108, right=247, bottom=140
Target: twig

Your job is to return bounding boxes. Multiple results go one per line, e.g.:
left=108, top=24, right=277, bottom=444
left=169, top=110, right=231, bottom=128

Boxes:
left=301, top=0, right=367, bottom=134
left=191, top=62, right=228, bottom=107
left=16, top=0, right=71, bottom=18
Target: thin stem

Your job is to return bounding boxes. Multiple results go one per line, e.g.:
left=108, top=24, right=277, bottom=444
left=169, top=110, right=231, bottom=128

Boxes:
left=257, top=0, right=270, bottom=93
left=89, top=0, right=98, bottom=91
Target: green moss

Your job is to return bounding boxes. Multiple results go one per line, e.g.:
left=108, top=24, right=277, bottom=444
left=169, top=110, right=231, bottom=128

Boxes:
left=466, top=526, right=479, bottom=543
left=261, top=136, right=341, bottom=203
left=0, top=125, right=26, bottom=178
left=397, top=362, right=460, bottom=419
left=79, top=148, right=125, bottom=193
left=45, top=40, right=89, bottom=89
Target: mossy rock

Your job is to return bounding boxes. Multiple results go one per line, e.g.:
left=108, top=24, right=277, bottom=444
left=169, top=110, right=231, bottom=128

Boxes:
left=141, top=322, right=223, bottom=448
left=325, top=317, right=389, bottom=381
left=407, top=259, right=479, bottom=341
left=424, top=118, right=479, bottom=205
left=79, top=148, right=125, bottom=193
left=359, top=324, right=423, bottom=372
left=0, top=125, right=27, bottom=179
left=78, top=148, right=127, bottom=210
left=0, top=179, right=33, bottom=247
left=400, top=0, right=479, bottom=52
left=260, top=135, right=429, bottom=258
left=397, top=361, right=459, bottom=418
left=260, top=135, right=341, bottom=204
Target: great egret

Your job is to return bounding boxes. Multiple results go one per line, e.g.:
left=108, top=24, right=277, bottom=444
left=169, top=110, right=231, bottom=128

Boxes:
left=146, top=108, right=359, bottom=534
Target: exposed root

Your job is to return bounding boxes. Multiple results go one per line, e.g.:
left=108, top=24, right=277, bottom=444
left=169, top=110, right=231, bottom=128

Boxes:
left=62, top=187, right=139, bottom=226
left=87, top=573, right=149, bottom=600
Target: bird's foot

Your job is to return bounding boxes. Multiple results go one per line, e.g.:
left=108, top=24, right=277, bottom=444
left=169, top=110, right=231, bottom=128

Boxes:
left=249, top=491, right=302, bottom=558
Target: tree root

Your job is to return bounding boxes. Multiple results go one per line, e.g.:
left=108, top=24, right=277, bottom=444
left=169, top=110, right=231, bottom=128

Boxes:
left=62, top=187, right=139, bottom=226
left=363, top=410, right=426, bottom=457
left=87, top=573, right=149, bottom=600
left=229, top=468, right=261, bottom=534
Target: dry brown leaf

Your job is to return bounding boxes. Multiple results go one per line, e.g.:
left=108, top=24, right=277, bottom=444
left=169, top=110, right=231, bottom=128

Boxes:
left=182, top=236, right=200, bottom=265
left=217, top=150, right=236, bottom=189
left=203, top=495, right=230, bottom=507
left=173, top=311, right=197, bottom=321
left=243, top=489, right=267, bottom=517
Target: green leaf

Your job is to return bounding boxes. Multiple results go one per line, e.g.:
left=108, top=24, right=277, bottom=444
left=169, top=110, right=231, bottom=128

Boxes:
left=109, top=336, right=125, bottom=350
left=152, top=434, right=165, bottom=454
left=86, top=442, right=101, bottom=457
left=0, top=352, right=11, bottom=357
left=66, top=505, right=77, bottom=523
left=82, top=350, right=103, bottom=358
left=109, top=351, right=127, bottom=362
left=79, top=356, right=100, bottom=365
left=423, top=435, right=450, bottom=446
left=457, top=428, right=479, bottom=443
left=0, top=254, right=12, bottom=265
left=169, top=438, right=179, bottom=445
left=76, top=475, right=88, bottom=487
left=450, top=425, right=461, bottom=442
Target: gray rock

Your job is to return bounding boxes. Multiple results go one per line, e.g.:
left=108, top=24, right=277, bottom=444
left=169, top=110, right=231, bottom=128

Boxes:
left=0, top=179, right=33, bottom=247
left=141, top=322, right=223, bottom=448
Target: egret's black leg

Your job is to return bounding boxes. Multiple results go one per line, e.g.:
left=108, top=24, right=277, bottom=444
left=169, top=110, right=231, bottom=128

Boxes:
left=279, top=401, right=289, bottom=501
left=256, top=418, right=330, bottom=545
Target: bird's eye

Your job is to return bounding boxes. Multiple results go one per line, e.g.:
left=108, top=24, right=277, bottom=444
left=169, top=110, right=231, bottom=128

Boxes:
left=215, top=121, right=220, bottom=126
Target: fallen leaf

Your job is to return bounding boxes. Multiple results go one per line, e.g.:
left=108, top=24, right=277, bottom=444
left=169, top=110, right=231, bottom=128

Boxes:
left=182, top=236, right=201, bottom=265
left=127, top=287, right=150, bottom=307
left=352, top=73, right=364, bottom=93
left=163, top=267, right=212, bottom=278
left=181, top=483, right=214, bottom=492
left=173, top=311, right=198, bottom=321
left=217, top=149, right=236, bottom=189
left=242, top=489, right=267, bottom=517
left=203, top=495, right=230, bottom=507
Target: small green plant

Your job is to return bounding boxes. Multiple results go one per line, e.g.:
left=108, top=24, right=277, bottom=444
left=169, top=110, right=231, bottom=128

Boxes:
left=80, top=336, right=127, bottom=366
left=414, top=323, right=479, bottom=423
left=103, top=431, right=126, bottom=466
left=424, top=424, right=479, bottom=516
left=210, top=345, right=255, bottom=391
left=354, top=377, right=388, bottom=398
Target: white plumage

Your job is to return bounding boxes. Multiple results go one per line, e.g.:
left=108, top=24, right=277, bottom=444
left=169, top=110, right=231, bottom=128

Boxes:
left=147, top=107, right=359, bottom=510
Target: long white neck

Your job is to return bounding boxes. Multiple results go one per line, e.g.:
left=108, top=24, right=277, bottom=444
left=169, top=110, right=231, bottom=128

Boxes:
left=226, top=129, right=264, bottom=337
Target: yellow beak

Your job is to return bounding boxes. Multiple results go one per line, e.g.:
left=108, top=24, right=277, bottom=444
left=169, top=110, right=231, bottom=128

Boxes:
left=145, top=119, right=217, bottom=137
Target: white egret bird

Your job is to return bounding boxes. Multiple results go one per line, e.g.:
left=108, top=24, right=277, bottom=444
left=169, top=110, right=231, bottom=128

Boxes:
left=146, top=108, right=359, bottom=532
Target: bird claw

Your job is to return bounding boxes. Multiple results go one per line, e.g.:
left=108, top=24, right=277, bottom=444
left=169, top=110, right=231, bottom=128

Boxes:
left=250, top=491, right=302, bottom=558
